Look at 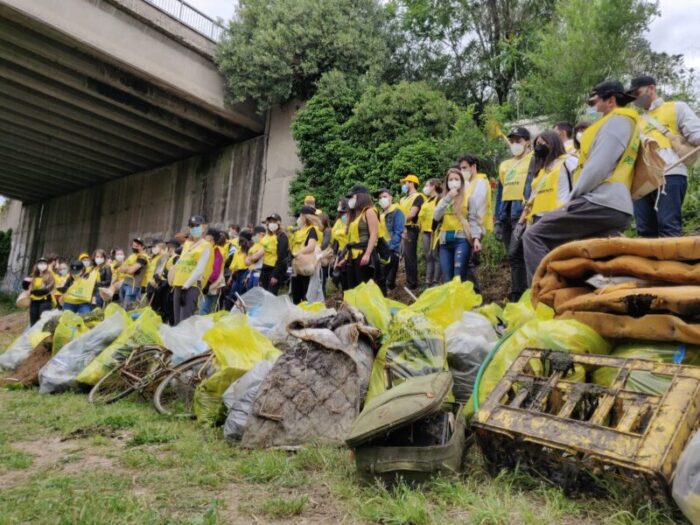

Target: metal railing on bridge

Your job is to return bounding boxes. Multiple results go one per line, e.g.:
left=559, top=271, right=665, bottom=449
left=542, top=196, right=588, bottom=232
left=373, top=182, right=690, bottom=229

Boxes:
left=143, top=0, right=226, bottom=42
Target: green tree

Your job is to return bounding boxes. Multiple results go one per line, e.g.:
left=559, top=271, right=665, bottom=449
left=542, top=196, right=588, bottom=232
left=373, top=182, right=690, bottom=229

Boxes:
left=521, top=0, right=695, bottom=122
left=216, top=0, right=391, bottom=111
left=290, top=73, right=499, bottom=213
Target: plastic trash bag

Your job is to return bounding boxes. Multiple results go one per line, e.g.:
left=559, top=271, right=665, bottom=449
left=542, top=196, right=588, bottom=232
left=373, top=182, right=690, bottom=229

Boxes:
left=298, top=301, right=327, bottom=312
left=52, top=311, right=88, bottom=356
left=159, top=315, right=216, bottom=364
left=222, top=360, right=274, bottom=442
left=404, top=278, right=482, bottom=330
left=477, top=303, right=504, bottom=327
left=39, top=312, right=126, bottom=394
left=0, top=309, right=62, bottom=371
left=673, top=430, right=700, bottom=525
left=502, top=290, right=554, bottom=332
left=592, top=342, right=700, bottom=395
left=194, top=315, right=281, bottom=425
left=468, top=318, right=611, bottom=414
left=76, top=308, right=163, bottom=385
left=366, top=313, right=446, bottom=402
left=305, top=266, right=325, bottom=303
left=344, top=280, right=393, bottom=332
left=445, top=312, right=499, bottom=402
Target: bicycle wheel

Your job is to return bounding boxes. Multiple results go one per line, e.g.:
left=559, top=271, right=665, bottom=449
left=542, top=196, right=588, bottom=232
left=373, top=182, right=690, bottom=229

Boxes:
left=153, top=352, right=216, bottom=417
left=88, top=348, right=165, bottom=405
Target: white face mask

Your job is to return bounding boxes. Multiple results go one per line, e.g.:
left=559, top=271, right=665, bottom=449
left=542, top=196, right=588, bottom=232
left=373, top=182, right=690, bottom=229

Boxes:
left=347, top=196, right=357, bottom=210
left=448, top=179, right=462, bottom=190
left=422, top=186, right=432, bottom=196
left=151, top=247, right=160, bottom=255
left=81, top=259, right=91, bottom=268
left=297, top=216, right=304, bottom=228
left=58, top=267, right=68, bottom=276
left=379, top=197, right=391, bottom=209
left=586, top=106, right=603, bottom=122
left=575, top=131, right=583, bottom=144
left=253, top=235, right=261, bottom=243
left=115, top=254, right=125, bottom=263
left=510, top=142, right=525, bottom=157
left=94, top=257, right=105, bottom=265
left=461, top=169, right=471, bottom=179
left=268, top=222, right=279, bottom=232
left=37, top=263, right=48, bottom=272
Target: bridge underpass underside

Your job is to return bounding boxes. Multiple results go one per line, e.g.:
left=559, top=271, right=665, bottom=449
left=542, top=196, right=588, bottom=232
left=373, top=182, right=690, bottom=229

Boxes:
left=0, top=0, right=264, bottom=203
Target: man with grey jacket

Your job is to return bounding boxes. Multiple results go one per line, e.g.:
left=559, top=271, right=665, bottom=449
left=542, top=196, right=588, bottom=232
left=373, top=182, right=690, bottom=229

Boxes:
left=523, top=80, right=638, bottom=282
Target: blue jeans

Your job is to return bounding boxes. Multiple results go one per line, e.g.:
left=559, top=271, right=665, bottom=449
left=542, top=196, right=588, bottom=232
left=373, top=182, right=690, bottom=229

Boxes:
left=199, top=293, right=219, bottom=315
left=439, top=237, right=471, bottom=282
left=634, top=174, right=687, bottom=237
left=120, top=283, right=141, bottom=310
left=63, top=302, right=93, bottom=315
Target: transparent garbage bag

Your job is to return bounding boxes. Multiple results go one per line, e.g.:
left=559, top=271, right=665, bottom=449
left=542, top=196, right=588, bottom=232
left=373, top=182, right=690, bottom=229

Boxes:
left=159, top=315, right=216, bottom=364
left=673, top=430, right=700, bottom=525
left=222, top=360, right=274, bottom=442
left=0, top=309, right=62, bottom=371
left=38, top=312, right=126, bottom=394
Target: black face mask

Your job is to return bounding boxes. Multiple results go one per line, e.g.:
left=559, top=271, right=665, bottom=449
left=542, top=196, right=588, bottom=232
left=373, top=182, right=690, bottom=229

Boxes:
left=534, top=143, right=550, bottom=159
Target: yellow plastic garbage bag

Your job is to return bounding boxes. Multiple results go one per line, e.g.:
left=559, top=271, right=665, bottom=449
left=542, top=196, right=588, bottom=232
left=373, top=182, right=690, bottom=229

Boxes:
left=52, top=311, right=88, bottom=355
left=76, top=308, right=162, bottom=386
left=477, top=303, right=504, bottom=327
left=592, top=341, right=700, bottom=395
left=403, top=278, right=482, bottom=330
left=467, top=318, right=611, bottom=416
left=297, top=301, right=326, bottom=313
left=194, top=315, right=281, bottom=425
left=502, top=289, right=554, bottom=332
left=344, top=280, right=393, bottom=332
left=366, top=313, right=447, bottom=402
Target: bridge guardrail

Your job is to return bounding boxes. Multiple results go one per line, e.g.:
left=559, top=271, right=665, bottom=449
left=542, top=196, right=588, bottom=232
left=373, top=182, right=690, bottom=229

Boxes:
left=142, top=0, right=226, bottom=42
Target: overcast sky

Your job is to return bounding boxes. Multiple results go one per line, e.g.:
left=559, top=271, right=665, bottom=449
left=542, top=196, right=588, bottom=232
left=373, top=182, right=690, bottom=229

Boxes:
left=192, top=0, right=700, bottom=71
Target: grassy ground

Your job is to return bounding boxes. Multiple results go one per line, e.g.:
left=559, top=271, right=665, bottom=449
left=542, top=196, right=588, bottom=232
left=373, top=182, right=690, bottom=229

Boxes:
left=0, top=303, right=684, bottom=525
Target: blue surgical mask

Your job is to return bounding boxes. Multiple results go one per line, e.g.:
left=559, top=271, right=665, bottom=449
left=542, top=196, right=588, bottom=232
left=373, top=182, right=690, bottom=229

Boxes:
left=586, top=107, right=603, bottom=122
left=190, top=225, right=202, bottom=238
left=341, top=215, right=348, bottom=224
left=401, top=184, right=408, bottom=194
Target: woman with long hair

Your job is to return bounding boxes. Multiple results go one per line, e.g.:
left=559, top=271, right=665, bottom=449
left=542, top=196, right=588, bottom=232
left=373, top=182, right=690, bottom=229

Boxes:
left=92, top=248, right=112, bottom=308
left=418, top=178, right=443, bottom=287
left=26, top=257, right=55, bottom=325
left=290, top=207, right=323, bottom=304
left=343, top=185, right=379, bottom=289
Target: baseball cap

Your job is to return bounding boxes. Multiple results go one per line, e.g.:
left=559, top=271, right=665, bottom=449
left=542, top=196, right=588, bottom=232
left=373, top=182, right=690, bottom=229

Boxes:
left=400, top=174, right=420, bottom=185
left=132, top=238, right=145, bottom=247
left=507, top=126, right=531, bottom=140
left=303, top=195, right=316, bottom=203
left=266, top=213, right=282, bottom=222
left=299, top=205, right=317, bottom=216
left=375, top=188, right=392, bottom=197
left=346, top=184, right=369, bottom=198
left=588, top=80, right=635, bottom=106
left=627, top=75, right=656, bottom=94
left=78, top=252, right=90, bottom=260
left=188, top=215, right=206, bottom=227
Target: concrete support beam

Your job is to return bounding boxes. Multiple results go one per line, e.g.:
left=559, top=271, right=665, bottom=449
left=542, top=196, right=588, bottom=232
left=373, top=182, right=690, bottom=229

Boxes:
left=0, top=150, right=98, bottom=185
left=0, top=142, right=117, bottom=180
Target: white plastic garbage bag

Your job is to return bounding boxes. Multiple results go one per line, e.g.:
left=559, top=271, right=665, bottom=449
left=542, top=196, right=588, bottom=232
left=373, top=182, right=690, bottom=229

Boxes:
left=222, top=360, right=274, bottom=442
left=445, top=312, right=498, bottom=402
left=0, top=309, right=62, bottom=371
left=673, top=430, right=700, bottom=525
left=159, top=315, right=214, bottom=364
left=39, top=313, right=126, bottom=394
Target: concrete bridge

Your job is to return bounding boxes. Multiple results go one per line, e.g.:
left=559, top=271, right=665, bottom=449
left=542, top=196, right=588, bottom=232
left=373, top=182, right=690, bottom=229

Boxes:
left=0, top=0, right=301, bottom=290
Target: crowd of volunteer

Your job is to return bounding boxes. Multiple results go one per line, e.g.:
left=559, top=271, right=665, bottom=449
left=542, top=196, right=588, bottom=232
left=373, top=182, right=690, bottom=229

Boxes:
left=21, top=76, right=700, bottom=325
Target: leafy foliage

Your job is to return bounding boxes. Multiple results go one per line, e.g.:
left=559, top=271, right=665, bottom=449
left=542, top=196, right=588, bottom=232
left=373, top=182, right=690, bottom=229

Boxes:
left=290, top=74, right=502, bottom=213
left=216, top=0, right=391, bottom=111
left=0, top=228, right=11, bottom=279
left=683, top=167, right=700, bottom=234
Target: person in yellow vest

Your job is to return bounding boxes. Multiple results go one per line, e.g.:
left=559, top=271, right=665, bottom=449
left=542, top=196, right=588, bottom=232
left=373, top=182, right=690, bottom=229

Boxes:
left=330, top=199, right=350, bottom=290
left=259, top=218, right=280, bottom=292
left=92, top=249, right=113, bottom=308
left=60, top=260, right=97, bottom=315
left=572, top=122, right=591, bottom=154
left=143, top=240, right=168, bottom=313
left=554, top=122, right=575, bottom=154
left=27, top=257, right=55, bottom=325
left=304, top=195, right=323, bottom=216
left=343, top=185, right=379, bottom=290
left=523, top=131, right=577, bottom=224
left=290, top=207, right=323, bottom=304
left=375, top=188, right=405, bottom=295
left=172, top=215, right=212, bottom=324
left=53, top=259, right=69, bottom=306
left=418, top=178, right=442, bottom=288
left=457, top=155, right=493, bottom=291
left=160, top=238, right=181, bottom=325
left=198, top=229, right=227, bottom=314
left=266, top=214, right=290, bottom=295
left=225, top=230, right=253, bottom=307
left=117, top=238, right=149, bottom=310
left=244, top=226, right=266, bottom=291
left=523, top=80, right=639, bottom=283
left=78, top=252, right=93, bottom=273
left=628, top=75, right=700, bottom=238
left=398, top=174, right=424, bottom=290
left=495, top=126, right=534, bottom=301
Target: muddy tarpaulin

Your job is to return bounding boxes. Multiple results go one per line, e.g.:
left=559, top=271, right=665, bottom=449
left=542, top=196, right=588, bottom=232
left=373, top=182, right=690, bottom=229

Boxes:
left=241, top=308, right=380, bottom=448
left=531, top=236, right=700, bottom=344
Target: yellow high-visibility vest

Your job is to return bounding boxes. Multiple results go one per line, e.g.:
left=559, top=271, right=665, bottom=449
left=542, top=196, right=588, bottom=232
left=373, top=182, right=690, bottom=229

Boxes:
left=499, top=152, right=533, bottom=202
left=640, top=101, right=679, bottom=150
left=418, top=196, right=437, bottom=233
left=260, top=233, right=278, bottom=267
left=398, top=192, right=424, bottom=224
left=30, top=276, right=50, bottom=301
left=528, top=156, right=569, bottom=219
left=173, top=240, right=212, bottom=287
left=331, top=218, right=347, bottom=251
left=347, top=211, right=368, bottom=260
left=574, top=107, right=640, bottom=190
left=378, top=204, right=400, bottom=242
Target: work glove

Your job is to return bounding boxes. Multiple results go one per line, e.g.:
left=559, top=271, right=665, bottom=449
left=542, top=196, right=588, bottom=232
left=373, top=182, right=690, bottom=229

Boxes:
left=494, top=222, right=504, bottom=242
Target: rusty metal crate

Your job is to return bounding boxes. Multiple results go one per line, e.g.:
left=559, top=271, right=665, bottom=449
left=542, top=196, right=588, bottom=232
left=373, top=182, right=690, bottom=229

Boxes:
left=472, top=348, right=700, bottom=500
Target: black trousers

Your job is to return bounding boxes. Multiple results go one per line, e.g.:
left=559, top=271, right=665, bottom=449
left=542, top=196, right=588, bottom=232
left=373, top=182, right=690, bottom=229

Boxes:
left=402, top=226, right=420, bottom=289
left=347, top=257, right=375, bottom=290
left=502, top=218, right=527, bottom=302
left=29, top=299, right=52, bottom=326
left=377, top=252, right=400, bottom=296
left=291, top=275, right=310, bottom=304
left=260, top=266, right=274, bottom=292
